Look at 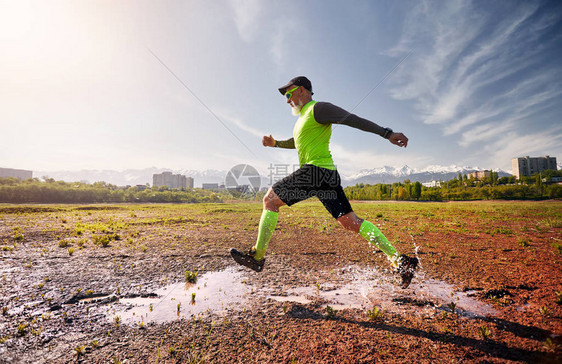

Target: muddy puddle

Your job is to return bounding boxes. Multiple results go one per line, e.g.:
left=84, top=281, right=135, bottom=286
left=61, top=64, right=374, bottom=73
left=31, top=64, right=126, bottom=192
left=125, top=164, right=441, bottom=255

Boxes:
left=104, top=265, right=497, bottom=326
left=108, top=267, right=251, bottom=325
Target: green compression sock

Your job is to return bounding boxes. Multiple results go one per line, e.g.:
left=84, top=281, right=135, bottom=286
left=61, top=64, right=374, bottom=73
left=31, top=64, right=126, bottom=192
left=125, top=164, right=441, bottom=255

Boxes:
left=252, top=210, right=278, bottom=260
left=359, top=220, right=399, bottom=267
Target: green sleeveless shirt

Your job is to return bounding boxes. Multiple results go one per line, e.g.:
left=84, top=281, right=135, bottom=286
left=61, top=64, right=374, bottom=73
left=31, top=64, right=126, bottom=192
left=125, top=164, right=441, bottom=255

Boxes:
left=293, top=101, right=336, bottom=170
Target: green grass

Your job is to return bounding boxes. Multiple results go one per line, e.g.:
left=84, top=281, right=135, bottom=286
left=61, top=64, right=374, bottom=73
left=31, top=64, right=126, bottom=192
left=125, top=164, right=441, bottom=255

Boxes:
left=1, top=201, right=559, bottom=261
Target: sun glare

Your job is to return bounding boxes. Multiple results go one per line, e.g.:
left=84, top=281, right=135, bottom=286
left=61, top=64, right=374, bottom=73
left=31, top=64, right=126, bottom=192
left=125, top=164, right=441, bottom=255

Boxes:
left=1, top=1, right=126, bottom=87
left=0, top=2, right=37, bottom=41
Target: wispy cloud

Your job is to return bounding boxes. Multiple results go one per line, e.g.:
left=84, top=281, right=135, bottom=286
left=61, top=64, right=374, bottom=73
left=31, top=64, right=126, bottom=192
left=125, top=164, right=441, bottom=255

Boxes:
left=458, top=120, right=513, bottom=148
left=444, top=68, right=562, bottom=137
left=386, top=0, right=485, bottom=118
left=227, top=1, right=294, bottom=67
left=443, top=107, right=504, bottom=136
left=268, top=21, right=293, bottom=67
left=386, top=0, right=562, bottom=157
left=228, top=0, right=263, bottom=42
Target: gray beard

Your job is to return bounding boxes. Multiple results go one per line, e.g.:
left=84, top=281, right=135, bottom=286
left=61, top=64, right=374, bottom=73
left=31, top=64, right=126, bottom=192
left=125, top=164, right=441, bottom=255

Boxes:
left=291, top=101, right=303, bottom=116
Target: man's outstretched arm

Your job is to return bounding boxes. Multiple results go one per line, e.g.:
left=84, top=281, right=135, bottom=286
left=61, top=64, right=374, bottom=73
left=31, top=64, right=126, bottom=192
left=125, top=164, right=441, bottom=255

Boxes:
left=315, top=102, right=408, bottom=148
left=262, top=135, right=295, bottom=149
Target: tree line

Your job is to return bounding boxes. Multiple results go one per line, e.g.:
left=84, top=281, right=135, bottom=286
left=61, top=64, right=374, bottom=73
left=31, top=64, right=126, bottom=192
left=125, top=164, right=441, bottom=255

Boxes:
left=344, top=170, right=562, bottom=201
left=1, top=169, right=561, bottom=203
left=0, top=177, right=227, bottom=203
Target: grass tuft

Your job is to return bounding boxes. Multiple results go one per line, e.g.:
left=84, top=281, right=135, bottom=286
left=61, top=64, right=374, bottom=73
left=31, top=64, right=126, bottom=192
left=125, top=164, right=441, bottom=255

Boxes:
left=539, top=306, right=550, bottom=316
left=185, top=270, right=198, bottom=283
left=113, top=315, right=121, bottom=327
left=478, top=325, right=492, bottom=340
left=74, top=345, right=85, bottom=357
left=544, top=337, right=560, bottom=352
left=58, top=239, right=71, bottom=248
left=366, top=306, right=384, bottom=321
left=17, top=322, right=29, bottom=336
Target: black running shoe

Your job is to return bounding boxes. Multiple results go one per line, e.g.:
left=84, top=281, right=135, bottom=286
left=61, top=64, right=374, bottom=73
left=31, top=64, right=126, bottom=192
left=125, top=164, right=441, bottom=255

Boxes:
left=230, top=248, right=265, bottom=272
left=397, top=254, right=418, bottom=289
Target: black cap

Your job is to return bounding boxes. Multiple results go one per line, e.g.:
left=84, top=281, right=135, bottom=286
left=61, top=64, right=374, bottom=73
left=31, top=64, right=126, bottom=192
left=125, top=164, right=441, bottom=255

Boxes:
left=278, top=76, right=313, bottom=96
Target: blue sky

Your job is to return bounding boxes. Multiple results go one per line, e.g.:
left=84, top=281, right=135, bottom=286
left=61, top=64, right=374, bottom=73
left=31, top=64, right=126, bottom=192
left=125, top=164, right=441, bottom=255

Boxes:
left=1, top=0, right=561, bottom=177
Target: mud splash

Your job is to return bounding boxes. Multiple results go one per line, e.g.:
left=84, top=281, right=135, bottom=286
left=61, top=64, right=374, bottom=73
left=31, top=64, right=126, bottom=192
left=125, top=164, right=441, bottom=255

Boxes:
left=268, top=266, right=497, bottom=318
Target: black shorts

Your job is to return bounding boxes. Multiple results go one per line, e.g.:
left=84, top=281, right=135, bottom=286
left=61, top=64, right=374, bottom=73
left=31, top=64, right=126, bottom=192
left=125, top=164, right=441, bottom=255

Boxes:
left=272, top=164, right=353, bottom=219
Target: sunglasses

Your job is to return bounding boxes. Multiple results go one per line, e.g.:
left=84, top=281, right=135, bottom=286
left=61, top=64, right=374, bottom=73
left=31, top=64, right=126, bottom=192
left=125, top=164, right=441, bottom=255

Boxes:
left=284, top=86, right=300, bottom=100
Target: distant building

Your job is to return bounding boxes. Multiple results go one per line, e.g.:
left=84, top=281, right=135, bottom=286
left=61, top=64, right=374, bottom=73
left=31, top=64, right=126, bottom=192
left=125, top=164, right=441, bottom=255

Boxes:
left=186, top=177, right=194, bottom=188
left=152, top=172, right=192, bottom=189
left=0, top=167, right=32, bottom=180
left=512, top=156, right=557, bottom=179
left=467, top=170, right=491, bottom=180
left=202, top=183, right=219, bottom=190
left=422, top=180, right=441, bottom=188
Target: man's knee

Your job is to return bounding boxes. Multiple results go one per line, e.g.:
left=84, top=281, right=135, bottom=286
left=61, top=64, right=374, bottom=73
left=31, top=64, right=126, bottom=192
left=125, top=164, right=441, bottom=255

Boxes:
left=263, top=188, right=283, bottom=211
left=262, top=188, right=275, bottom=207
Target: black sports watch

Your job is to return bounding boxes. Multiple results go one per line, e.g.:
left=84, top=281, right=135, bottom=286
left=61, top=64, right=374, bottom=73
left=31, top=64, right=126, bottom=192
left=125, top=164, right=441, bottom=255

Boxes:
left=383, top=127, right=393, bottom=139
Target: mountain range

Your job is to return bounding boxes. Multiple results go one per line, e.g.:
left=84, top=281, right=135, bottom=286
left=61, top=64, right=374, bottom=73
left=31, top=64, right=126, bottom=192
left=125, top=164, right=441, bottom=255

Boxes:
left=341, top=165, right=511, bottom=186
left=36, top=165, right=512, bottom=188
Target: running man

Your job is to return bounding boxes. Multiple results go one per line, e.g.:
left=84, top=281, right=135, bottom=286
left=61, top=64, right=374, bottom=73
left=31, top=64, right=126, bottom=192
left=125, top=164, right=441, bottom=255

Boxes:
left=231, top=76, right=418, bottom=288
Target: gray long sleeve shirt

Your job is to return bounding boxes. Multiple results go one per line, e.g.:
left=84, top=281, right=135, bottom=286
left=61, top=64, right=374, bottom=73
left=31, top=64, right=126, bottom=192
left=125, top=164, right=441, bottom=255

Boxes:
left=275, top=102, right=391, bottom=149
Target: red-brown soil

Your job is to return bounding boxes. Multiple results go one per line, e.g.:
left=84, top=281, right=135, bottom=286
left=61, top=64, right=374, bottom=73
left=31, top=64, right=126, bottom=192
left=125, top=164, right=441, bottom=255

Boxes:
left=0, top=201, right=560, bottom=363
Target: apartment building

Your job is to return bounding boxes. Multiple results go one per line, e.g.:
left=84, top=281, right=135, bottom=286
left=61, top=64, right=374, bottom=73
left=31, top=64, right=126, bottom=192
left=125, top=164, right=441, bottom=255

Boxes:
left=512, top=156, right=557, bottom=179
left=152, top=172, right=193, bottom=189
left=467, top=170, right=491, bottom=180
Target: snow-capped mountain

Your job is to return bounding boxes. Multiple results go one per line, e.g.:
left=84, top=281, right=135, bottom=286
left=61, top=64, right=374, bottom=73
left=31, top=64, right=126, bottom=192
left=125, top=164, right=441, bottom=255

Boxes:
left=346, top=165, right=417, bottom=180
left=341, top=165, right=511, bottom=186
